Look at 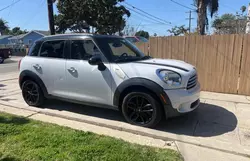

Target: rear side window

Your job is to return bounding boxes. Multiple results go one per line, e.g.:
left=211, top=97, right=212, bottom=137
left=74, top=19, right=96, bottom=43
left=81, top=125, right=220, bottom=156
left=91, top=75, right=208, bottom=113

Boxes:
left=28, top=41, right=42, bottom=56
left=40, top=40, right=65, bottom=58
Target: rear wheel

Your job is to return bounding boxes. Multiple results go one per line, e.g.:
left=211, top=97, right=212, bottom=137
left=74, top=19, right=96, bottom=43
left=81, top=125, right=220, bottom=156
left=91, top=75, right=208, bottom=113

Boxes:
left=121, top=91, right=162, bottom=128
left=22, top=80, right=44, bottom=106
left=0, top=57, right=4, bottom=64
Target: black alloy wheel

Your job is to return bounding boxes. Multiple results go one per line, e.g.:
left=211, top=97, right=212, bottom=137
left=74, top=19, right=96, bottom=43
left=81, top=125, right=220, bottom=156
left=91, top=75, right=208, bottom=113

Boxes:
left=22, top=80, right=44, bottom=106
left=122, top=91, right=162, bottom=128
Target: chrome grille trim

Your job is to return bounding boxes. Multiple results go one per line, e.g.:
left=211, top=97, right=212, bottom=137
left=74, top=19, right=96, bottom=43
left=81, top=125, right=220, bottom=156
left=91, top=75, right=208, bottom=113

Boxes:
left=187, top=74, right=198, bottom=90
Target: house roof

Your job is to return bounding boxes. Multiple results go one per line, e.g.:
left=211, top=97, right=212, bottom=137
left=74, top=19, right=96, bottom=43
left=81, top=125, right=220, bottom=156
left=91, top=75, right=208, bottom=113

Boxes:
left=34, top=30, right=50, bottom=36
left=0, top=35, right=13, bottom=40
left=9, top=30, right=50, bottom=40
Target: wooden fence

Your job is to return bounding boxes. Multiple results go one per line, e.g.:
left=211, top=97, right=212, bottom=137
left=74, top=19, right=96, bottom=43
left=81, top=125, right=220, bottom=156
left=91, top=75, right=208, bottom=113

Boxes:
left=135, top=35, right=250, bottom=96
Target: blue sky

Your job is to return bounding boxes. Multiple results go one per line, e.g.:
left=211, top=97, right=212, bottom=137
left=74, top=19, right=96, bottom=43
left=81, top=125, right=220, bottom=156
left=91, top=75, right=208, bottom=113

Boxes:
left=0, top=0, right=249, bottom=36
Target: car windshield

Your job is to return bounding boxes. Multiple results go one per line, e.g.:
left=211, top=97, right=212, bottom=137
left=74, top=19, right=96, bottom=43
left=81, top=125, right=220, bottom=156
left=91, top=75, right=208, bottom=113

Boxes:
left=137, top=36, right=148, bottom=42
left=95, top=37, right=151, bottom=63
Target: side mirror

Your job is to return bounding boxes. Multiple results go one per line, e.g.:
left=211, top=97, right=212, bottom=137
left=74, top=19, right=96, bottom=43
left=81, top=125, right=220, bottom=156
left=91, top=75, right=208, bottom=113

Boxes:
left=88, top=54, right=102, bottom=65
left=88, top=54, right=106, bottom=71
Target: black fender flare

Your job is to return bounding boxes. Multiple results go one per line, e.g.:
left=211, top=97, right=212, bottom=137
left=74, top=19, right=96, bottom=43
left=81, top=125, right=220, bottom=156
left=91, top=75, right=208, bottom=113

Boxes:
left=113, top=78, right=172, bottom=110
left=19, top=70, right=49, bottom=97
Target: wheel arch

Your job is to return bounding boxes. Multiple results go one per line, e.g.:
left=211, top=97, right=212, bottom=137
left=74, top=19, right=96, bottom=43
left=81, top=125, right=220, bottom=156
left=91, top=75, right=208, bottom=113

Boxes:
left=19, top=70, right=49, bottom=98
left=113, top=78, right=172, bottom=117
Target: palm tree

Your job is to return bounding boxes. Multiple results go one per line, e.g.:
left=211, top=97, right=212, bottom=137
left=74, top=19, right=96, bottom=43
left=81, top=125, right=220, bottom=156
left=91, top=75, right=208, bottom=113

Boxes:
left=0, top=18, right=9, bottom=35
left=240, top=5, right=246, bottom=15
left=194, top=0, right=219, bottom=35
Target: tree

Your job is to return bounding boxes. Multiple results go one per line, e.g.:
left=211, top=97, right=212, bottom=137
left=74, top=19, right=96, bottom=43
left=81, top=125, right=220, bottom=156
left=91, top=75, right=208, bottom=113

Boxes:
left=0, top=18, right=9, bottom=35
left=55, top=0, right=130, bottom=35
left=167, top=25, right=188, bottom=36
left=194, top=0, right=219, bottom=35
left=8, top=27, right=28, bottom=36
left=54, top=14, right=90, bottom=33
left=122, top=24, right=135, bottom=36
left=212, top=8, right=247, bottom=34
left=153, top=33, right=157, bottom=37
left=135, top=30, right=149, bottom=39
left=241, top=5, right=247, bottom=14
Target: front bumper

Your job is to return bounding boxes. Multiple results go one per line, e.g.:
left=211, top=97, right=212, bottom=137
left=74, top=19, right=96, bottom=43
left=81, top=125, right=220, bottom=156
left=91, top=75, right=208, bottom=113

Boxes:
left=164, top=83, right=200, bottom=114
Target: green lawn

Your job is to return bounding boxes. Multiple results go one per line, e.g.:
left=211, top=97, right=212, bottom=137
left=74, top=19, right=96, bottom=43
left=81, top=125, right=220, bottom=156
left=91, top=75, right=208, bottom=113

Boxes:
left=0, top=112, right=182, bottom=161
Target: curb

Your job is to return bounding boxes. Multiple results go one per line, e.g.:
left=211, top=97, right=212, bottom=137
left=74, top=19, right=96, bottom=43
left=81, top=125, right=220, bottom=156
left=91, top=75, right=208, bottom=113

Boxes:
left=0, top=100, right=249, bottom=158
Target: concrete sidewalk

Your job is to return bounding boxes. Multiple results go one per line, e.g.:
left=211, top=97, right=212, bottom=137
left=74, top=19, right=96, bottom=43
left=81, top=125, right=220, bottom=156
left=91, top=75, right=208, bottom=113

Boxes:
left=0, top=72, right=19, bottom=81
left=0, top=78, right=250, bottom=161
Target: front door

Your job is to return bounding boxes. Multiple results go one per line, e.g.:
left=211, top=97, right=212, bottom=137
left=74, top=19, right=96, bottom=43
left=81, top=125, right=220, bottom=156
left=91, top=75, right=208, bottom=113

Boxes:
left=65, top=39, right=113, bottom=106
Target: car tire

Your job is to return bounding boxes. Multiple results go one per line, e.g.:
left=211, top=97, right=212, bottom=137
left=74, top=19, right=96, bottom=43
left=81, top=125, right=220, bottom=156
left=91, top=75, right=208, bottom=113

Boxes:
left=22, top=80, right=45, bottom=107
left=0, top=57, right=4, bottom=64
left=121, top=91, right=162, bottom=128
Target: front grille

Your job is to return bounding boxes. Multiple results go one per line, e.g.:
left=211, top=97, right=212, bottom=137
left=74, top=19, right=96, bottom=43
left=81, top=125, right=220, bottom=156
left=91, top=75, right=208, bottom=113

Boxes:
left=187, top=74, right=198, bottom=90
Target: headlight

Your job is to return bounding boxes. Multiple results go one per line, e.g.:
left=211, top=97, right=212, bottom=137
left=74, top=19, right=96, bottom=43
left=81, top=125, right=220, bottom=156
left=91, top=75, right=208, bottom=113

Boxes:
left=157, top=70, right=182, bottom=87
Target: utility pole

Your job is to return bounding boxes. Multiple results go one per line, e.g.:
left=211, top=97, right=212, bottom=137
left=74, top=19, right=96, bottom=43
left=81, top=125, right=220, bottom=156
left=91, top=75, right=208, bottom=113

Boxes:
left=186, top=10, right=194, bottom=34
left=47, top=0, right=55, bottom=35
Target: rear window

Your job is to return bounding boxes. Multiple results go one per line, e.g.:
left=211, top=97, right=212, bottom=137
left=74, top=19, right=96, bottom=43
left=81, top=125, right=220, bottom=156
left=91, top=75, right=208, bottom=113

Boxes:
left=28, top=41, right=42, bottom=56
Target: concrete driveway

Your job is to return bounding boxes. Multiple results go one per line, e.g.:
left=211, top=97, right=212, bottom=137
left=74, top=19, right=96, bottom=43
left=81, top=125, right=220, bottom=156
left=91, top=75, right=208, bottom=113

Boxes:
left=0, top=77, right=250, bottom=161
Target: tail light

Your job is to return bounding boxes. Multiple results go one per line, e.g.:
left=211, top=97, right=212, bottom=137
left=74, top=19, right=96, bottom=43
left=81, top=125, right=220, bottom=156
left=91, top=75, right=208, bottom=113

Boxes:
left=18, top=59, right=22, bottom=70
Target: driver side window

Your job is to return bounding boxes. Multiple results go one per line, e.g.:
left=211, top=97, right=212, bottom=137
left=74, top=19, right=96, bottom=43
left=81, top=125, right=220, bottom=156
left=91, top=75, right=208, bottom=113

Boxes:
left=70, top=40, right=100, bottom=60
left=108, top=42, right=135, bottom=56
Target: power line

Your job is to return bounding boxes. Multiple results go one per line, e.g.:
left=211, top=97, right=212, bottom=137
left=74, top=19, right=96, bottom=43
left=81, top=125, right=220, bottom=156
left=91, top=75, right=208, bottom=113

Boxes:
left=129, top=22, right=171, bottom=26
left=128, top=11, right=162, bottom=24
left=123, top=2, right=172, bottom=24
left=170, top=0, right=196, bottom=11
left=0, top=0, right=22, bottom=12
left=23, top=0, right=46, bottom=26
left=124, top=5, right=173, bottom=26
left=220, top=3, right=238, bottom=12
left=8, top=0, right=15, bottom=16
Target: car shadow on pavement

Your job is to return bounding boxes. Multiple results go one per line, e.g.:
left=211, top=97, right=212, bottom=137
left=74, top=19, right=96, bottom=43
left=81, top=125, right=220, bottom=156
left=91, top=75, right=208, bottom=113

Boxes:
left=43, top=100, right=124, bottom=122
left=0, top=84, right=7, bottom=88
left=156, top=103, right=238, bottom=137
left=42, top=100, right=237, bottom=137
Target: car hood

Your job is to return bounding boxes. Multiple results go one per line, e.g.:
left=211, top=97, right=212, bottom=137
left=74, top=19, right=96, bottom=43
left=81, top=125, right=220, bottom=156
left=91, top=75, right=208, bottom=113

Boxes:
left=135, top=58, right=195, bottom=72
left=116, top=58, right=196, bottom=89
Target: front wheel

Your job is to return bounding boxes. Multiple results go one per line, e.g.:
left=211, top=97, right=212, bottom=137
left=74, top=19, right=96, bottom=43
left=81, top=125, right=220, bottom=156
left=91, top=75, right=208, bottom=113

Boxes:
left=22, top=80, right=45, bottom=107
left=0, top=57, right=4, bottom=64
left=121, top=91, right=162, bottom=128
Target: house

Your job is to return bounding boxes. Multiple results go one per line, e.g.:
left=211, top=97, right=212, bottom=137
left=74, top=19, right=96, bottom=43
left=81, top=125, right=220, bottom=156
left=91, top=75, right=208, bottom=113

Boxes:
left=9, top=30, right=50, bottom=47
left=0, top=35, right=13, bottom=45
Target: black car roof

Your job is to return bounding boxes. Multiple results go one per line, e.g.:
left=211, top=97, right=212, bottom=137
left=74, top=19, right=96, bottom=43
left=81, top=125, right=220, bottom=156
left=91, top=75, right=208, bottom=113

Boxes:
left=39, top=33, right=121, bottom=41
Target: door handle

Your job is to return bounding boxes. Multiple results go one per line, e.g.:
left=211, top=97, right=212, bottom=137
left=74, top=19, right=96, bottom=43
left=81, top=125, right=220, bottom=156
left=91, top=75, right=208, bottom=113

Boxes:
left=68, top=67, right=76, bottom=73
left=33, top=64, right=41, bottom=70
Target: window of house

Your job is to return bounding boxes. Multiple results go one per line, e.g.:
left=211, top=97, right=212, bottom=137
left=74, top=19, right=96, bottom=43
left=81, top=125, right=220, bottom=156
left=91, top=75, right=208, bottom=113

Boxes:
left=28, top=39, right=32, bottom=45
left=70, top=40, right=101, bottom=60
left=40, top=40, right=65, bottom=58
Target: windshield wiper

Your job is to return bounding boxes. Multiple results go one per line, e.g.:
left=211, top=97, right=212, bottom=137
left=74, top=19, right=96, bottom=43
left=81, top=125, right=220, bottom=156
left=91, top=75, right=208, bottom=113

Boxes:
left=114, top=57, right=140, bottom=63
left=140, top=56, right=152, bottom=60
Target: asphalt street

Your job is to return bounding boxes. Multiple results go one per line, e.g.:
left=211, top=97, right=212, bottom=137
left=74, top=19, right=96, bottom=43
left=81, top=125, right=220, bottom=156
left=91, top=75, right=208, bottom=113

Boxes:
left=0, top=56, right=21, bottom=74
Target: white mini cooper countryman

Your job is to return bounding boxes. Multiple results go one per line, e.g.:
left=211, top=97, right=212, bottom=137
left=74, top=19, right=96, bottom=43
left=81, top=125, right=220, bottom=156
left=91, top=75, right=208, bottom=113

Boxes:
left=19, top=34, right=200, bottom=127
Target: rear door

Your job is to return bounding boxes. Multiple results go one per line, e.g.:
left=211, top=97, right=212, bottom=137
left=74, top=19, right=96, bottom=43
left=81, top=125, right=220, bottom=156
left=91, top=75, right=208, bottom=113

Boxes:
left=33, top=40, right=68, bottom=97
